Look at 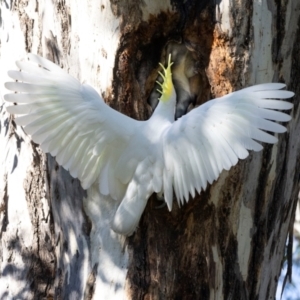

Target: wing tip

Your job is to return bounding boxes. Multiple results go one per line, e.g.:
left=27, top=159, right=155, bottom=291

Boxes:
left=3, top=93, right=12, bottom=102
left=4, top=82, right=10, bottom=89
left=6, top=104, right=16, bottom=114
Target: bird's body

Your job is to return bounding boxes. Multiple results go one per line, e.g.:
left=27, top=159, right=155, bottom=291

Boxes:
left=5, top=54, right=294, bottom=235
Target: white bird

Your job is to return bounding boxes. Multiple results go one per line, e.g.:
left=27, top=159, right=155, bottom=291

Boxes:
left=4, top=54, right=294, bottom=236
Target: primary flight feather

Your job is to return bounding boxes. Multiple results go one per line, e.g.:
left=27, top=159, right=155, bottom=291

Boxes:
left=4, top=54, right=294, bottom=235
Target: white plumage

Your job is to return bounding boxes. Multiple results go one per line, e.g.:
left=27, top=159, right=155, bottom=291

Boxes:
left=4, top=54, right=294, bottom=235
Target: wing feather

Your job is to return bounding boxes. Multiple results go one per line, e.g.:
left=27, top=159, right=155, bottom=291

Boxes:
left=4, top=54, right=138, bottom=195
left=162, top=83, right=293, bottom=207
left=200, top=117, right=239, bottom=168
left=188, top=145, right=207, bottom=192
left=239, top=83, right=286, bottom=91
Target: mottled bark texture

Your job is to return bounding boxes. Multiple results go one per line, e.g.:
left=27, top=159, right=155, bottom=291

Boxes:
left=0, top=0, right=299, bottom=299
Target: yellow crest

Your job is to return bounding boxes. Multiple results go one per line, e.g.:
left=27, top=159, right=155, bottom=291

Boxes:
left=157, top=54, right=173, bottom=102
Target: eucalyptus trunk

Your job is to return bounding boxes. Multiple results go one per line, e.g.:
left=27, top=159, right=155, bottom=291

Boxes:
left=0, top=1, right=300, bottom=299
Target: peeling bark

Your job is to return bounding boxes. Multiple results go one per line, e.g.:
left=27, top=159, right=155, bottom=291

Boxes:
left=0, top=0, right=299, bottom=299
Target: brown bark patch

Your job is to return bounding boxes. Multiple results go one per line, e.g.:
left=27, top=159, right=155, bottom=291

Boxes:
left=0, top=174, right=8, bottom=237
left=24, top=148, right=56, bottom=298
left=206, top=30, right=235, bottom=97
left=111, top=11, right=179, bottom=120
left=56, top=1, right=71, bottom=54
left=126, top=190, right=215, bottom=300
left=83, top=263, right=98, bottom=300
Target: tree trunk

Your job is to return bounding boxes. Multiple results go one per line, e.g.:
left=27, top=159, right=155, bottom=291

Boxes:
left=0, top=0, right=300, bottom=299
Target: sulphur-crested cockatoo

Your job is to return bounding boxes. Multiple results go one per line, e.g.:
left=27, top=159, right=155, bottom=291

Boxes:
left=4, top=54, right=294, bottom=236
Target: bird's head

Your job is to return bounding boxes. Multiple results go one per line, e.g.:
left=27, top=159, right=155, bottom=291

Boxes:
left=157, top=54, right=175, bottom=103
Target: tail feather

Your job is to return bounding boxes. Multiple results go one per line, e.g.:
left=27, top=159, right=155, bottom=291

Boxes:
left=111, top=181, right=152, bottom=236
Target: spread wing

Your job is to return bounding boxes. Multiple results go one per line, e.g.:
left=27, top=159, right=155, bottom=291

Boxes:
left=162, top=83, right=294, bottom=209
left=4, top=54, right=139, bottom=199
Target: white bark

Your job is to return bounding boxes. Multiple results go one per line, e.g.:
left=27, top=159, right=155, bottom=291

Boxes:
left=0, top=0, right=299, bottom=299
left=0, top=0, right=127, bottom=298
